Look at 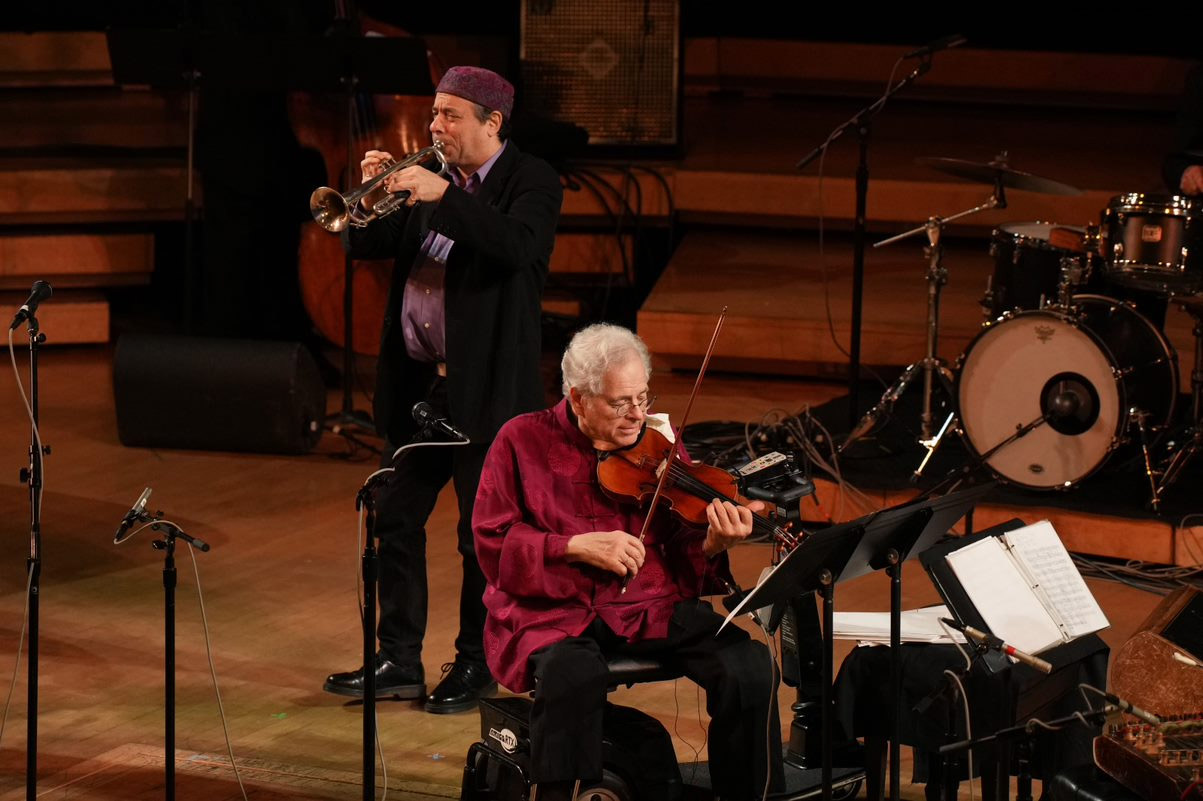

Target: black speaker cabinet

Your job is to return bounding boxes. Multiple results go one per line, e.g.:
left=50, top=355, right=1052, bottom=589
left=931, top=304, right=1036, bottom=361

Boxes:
left=114, top=334, right=326, bottom=454
left=520, top=0, right=681, bottom=153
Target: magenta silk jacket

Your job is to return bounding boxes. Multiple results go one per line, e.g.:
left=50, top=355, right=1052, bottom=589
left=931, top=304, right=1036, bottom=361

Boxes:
left=472, top=399, right=735, bottom=692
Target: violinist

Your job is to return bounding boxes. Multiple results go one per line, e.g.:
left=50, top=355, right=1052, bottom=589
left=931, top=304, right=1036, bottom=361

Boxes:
left=473, top=323, right=785, bottom=801
left=323, top=66, right=562, bottom=714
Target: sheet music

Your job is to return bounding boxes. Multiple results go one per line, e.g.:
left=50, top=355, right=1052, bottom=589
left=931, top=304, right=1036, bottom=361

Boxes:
left=944, top=534, right=1065, bottom=654
left=1002, top=520, right=1109, bottom=639
left=833, top=605, right=967, bottom=644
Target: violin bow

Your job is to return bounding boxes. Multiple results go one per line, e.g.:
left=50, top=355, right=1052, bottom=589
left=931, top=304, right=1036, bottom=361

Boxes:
left=622, top=307, right=727, bottom=593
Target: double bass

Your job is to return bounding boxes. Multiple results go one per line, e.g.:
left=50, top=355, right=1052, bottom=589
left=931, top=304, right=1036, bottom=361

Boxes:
left=289, top=12, right=444, bottom=356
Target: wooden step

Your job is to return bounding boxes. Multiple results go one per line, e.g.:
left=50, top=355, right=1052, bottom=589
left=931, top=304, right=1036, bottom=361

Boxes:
left=550, top=232, right=634, bottom=279
left=0, top=31, right=113, bottom=88
left=0, top=232, right=154, bottom=289
left=0, top=159, right=188, bottom=224
left=1, top=289, right=109, bottom=344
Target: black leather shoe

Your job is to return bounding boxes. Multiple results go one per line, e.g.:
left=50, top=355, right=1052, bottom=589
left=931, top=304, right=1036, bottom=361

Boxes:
left=424, top=661, right=497, bottom=714
left=323, top=652, right=425, bottom=699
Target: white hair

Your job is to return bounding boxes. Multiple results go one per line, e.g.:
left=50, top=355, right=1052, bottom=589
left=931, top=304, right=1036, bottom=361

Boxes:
left=560, top=323, right=651, bottom=397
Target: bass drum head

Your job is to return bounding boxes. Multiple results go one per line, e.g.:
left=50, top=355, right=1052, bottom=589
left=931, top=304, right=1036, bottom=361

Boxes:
left=957, top=308, right=1120, bottom=489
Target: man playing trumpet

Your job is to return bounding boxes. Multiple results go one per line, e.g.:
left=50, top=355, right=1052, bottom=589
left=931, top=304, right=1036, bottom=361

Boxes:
left=323, top=66, right=563, bottom=715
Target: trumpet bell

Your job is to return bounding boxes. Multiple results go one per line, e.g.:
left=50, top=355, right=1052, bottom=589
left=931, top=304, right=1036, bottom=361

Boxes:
left=309, top=186, right=351, bottom=233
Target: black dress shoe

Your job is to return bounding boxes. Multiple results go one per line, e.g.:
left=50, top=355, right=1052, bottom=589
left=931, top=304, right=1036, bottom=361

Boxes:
left=424, top=661, right=497, bottom=714
left=323, top=652, right=425, bottom=699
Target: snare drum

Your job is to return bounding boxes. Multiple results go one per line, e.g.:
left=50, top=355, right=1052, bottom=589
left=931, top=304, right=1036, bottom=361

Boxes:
left=957, top=294, right=1177, bottom=489
left=1100, top=193, right=1203, bottom=294
left=984, top=222, right=1089, bottom=319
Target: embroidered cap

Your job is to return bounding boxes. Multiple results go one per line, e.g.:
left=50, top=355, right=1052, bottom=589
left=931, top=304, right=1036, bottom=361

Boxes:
left=435, top=66, right=514, bottom=120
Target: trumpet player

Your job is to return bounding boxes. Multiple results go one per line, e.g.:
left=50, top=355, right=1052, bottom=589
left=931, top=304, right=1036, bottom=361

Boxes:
left=323, top=65, right=563, bottom=715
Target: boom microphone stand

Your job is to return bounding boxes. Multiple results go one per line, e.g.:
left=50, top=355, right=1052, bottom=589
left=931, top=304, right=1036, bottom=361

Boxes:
left=796, top=35, right=964, bottom=431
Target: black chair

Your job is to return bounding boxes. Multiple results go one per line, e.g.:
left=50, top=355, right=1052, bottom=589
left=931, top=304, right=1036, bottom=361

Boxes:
left=460, top=656, right=686, bottom=801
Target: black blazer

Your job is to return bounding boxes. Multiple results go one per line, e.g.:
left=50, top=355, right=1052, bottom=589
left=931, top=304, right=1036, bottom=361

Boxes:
left=343, top=141, right=563, bottom=444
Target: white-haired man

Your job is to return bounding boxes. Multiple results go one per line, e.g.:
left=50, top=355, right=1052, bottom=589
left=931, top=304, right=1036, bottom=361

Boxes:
left=473, top=323, right=784, bottom=801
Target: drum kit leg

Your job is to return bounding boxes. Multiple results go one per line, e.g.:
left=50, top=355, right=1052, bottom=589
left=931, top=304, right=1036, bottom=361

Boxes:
left=841, top=154, right=1203, bottom=511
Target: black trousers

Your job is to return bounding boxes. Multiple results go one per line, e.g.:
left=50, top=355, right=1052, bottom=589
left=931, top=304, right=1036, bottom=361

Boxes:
left=374, top=378, right=490, bottom=667
left=528, top=600, right=785, bottom=800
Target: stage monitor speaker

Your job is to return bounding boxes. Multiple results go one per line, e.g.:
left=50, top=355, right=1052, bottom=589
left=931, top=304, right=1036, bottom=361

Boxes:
left=519, top=0, right=681, bottom=153
left=114, top=334, right=326, bottom=454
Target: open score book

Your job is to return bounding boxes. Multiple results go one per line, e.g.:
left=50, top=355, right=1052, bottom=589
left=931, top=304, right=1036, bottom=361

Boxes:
left=944, top=519, right=1110, bottom=655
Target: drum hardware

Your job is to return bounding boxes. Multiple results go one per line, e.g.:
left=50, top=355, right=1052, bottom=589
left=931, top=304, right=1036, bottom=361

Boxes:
left=1129, top=408, right=1161, bottom=512
left=1150, top=300, right=1203, bottom=506
left=1056, top=255, right=1087, bottom=309
left=841, top=185, right=1005, bottom=456
left=915, top=411, right=956, bottom=479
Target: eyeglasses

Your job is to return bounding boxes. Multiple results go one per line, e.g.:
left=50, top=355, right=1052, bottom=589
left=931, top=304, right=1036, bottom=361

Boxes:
left=604, top=393, right=656, bottom=418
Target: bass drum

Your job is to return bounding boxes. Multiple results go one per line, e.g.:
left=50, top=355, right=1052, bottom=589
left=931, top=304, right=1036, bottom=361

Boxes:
left=957, top=294, right=1177, bottom=490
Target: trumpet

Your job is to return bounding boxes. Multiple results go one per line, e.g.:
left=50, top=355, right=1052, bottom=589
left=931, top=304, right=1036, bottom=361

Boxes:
left=309, top=142, right=449, bottom=232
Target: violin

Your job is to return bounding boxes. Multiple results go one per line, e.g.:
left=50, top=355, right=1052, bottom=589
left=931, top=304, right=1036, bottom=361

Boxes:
left=596, top=425, right=800, bottom=550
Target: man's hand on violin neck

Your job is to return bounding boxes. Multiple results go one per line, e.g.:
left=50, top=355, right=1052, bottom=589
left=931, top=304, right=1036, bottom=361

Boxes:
left=565, top=531, right=646, bottom=577
left=703, top=499, right=764, bottom=558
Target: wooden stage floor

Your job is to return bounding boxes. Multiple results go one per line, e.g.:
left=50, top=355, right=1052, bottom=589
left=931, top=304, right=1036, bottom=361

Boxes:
left=0, top=347, right=1176, bottom=800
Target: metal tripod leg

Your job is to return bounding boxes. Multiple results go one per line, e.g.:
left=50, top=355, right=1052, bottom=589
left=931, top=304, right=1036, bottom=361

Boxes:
left=1130, top=409, right=1160, bottom=512
left=914, top=365, right=959, bottom=478
left=839, top=363, right=921, bottom=454
left=1154, top=305, right=1203, bottom=504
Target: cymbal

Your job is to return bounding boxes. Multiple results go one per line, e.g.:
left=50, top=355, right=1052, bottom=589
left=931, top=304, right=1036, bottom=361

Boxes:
left=916, top=155, right=1082, bottom=196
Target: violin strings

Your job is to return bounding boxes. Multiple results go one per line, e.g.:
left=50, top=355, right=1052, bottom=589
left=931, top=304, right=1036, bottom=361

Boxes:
left=661, top=462, right=799, bottom=549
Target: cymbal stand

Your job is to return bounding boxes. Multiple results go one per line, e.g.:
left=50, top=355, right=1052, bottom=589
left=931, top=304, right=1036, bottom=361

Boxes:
left=840, top=188, right=1005, bottom=462
left=1152, top=303, right=1203, bottom=504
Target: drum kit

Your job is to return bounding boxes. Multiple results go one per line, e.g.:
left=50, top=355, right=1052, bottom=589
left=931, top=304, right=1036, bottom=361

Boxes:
left=844, top=152, right=1203, bottom=511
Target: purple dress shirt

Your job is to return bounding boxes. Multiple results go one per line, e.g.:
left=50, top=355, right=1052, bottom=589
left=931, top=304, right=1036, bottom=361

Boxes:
left=400, top=141, right=508, bottom=362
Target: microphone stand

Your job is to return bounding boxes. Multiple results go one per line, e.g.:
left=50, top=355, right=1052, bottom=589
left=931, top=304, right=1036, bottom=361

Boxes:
left=912, top=633, right=994, bottom=801
left=354, top=424, right=469, bottom=799
left=17, top=311, right=47, bottom=801
left=796, top=55, right=934, bottom=431
left=937, top=708, right=1110, bottom=801
left=121, top=507, right=211, bottom=801
left=355, top=475, right=386, bottom=801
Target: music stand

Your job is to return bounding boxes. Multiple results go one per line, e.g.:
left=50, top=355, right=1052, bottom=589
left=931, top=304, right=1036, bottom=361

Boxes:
left=107, top=29, right=432, bottom=437
left=724, top=483, right=992, bottom=801
left=919, top=520, right=1109, bottom=800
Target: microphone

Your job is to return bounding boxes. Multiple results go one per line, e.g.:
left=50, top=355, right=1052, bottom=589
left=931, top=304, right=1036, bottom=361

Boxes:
left=114, top=487, right=153, bottom=544
left=1048, top=390, right=1081, bottom=419
left=10, top=280, right=53, bottom=330
left=1101, top=692, right=1162, bottom=726
left=940, top=617, right=1053, bottom=674
left=904, top=34, right=968, bottom=60
left=412, top=402, right=469, bottom=442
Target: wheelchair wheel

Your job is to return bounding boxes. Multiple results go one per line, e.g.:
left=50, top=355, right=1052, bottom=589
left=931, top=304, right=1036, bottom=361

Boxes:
left=575, top=768, right=634, bottom=801
left=831, top=778, right=862, bottom=801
